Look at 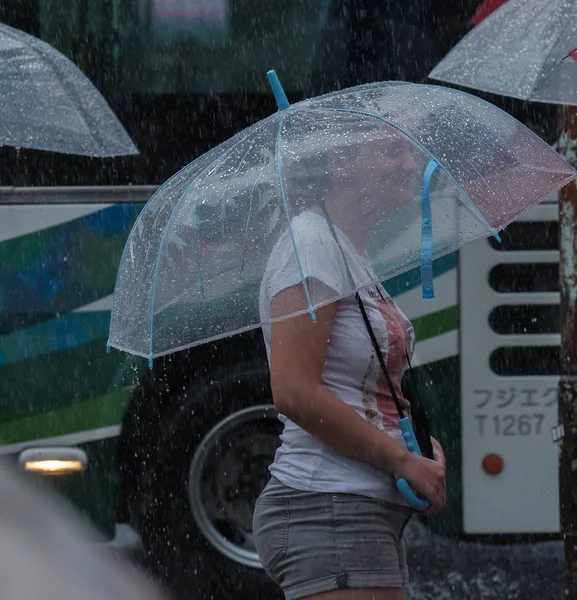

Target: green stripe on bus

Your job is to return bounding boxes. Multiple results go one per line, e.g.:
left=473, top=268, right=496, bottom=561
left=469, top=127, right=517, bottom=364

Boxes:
left=0, top=339, right=145, bottom=422
left=412, top=306, right=458, bottom=342
left=0, top=388, right=131, bottom=445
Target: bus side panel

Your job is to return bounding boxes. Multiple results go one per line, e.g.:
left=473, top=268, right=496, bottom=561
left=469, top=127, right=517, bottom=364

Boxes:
left=460, top=203, right=560, bottom=535
left=0, top=202, right=147, bottom=536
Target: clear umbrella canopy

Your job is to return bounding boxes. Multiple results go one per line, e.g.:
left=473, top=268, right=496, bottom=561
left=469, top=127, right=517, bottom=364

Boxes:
left=429, top=0, right=577, bottom=105
left=0, top=23, right=138, bottom=156
left=108, top=79, right=574, bottom=362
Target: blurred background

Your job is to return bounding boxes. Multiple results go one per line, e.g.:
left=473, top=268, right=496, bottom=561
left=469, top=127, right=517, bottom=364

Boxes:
left=0, top=2, right=567, bottom=599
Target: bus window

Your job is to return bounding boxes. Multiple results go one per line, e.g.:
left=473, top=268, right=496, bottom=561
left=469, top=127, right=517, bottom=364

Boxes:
left=37, top=0, right=335, bottom=96
left=489, top=263, right=559, bottom=293
left=489, top=304, right=560, bottom=335
left=0, top=0, right=487, bottom=188
left=489, top=346, right=560, bottom=377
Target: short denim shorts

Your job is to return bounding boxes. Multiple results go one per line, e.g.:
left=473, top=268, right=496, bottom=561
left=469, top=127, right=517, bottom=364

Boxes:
left=252, top=476, right=413, bottom=600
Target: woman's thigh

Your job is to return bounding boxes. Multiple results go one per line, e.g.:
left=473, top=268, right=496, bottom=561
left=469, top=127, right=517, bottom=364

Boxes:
left=303, top=587, right=404, bottom=600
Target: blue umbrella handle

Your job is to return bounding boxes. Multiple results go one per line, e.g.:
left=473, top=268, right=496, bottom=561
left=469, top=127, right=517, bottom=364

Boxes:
left=396, top=417, right=430, bottom=511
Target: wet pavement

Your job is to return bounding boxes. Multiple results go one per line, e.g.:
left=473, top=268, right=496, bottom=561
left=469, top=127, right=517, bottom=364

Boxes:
left=405, top=520, right=563, bottom=599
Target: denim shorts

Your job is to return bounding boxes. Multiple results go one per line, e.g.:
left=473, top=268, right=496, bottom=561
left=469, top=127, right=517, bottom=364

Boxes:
left=252, top=476, right=413, bottom=600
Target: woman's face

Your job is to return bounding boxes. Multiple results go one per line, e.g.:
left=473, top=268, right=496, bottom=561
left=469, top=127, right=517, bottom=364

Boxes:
left=358, top=136, right=417, bottom=203
left=328, top=134, right=419, bottom=224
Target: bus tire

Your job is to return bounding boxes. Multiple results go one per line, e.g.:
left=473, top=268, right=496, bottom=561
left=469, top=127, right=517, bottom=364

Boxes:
left=122, top=353, right=283, bottom=600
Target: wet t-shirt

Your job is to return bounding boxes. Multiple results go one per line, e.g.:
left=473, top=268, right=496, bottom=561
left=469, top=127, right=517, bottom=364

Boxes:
left=259, top=211, right=415, bottom=505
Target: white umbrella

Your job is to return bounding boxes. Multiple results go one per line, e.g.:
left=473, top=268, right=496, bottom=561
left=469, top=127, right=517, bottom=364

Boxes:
left=0, top=23, right=138, bottom=156
left=429, top=0, right=577, bottom=106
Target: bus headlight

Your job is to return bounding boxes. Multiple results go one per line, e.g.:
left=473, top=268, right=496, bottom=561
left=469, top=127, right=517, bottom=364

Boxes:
left=18, top=447, right=87, bottom=475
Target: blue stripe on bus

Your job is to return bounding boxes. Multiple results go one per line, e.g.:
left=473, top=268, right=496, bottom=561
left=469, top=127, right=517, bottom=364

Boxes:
left=0, top=252, right=458, bottom=365
left=385, top=253, right=457, bottom=298
left=0, top=312, right=110, bottom=366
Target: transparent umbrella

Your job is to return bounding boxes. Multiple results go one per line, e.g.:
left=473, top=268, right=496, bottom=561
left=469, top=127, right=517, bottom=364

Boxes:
left=428, top=0, right=577, bottom=106
left=108, top=72, right=574, bottom=510
left=0, top=22, right=138, bottom=156
left=108, top=74, right=574, bottom=362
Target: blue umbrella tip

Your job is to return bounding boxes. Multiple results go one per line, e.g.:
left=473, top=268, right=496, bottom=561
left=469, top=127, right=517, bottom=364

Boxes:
left=266, top=69, right=290, bottom=111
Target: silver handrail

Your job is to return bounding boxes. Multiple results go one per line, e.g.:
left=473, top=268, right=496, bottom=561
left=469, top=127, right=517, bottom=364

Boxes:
left=0, top=185, right=158, bottom=205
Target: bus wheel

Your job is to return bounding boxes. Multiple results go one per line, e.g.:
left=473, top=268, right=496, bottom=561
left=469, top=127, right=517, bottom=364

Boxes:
left=130, top=361, right=283, bottom=600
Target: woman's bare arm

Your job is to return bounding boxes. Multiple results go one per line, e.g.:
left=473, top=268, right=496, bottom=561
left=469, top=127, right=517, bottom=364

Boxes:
left=269, top=284, right=446, bottom=513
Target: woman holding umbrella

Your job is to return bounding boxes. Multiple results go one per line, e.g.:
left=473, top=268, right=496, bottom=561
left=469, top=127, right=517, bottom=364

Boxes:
left=252, top=131, right=447, bottom=600
left=107, top=73, right=574, bottom=600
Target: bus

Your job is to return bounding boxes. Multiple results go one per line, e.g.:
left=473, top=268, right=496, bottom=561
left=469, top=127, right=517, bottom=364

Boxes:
left=0, top=0, right=563, bottom=598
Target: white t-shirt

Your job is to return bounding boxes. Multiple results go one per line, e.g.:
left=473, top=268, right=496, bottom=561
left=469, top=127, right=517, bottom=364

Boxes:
left=259, top=210, right=415, bottom=504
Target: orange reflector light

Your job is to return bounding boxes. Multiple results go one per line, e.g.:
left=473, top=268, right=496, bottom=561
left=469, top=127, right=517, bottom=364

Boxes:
left=482, top=453, right=504, bottom=475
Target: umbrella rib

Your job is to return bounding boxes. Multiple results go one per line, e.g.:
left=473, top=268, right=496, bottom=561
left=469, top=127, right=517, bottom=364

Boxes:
left=309, top=106, right=500, bottom=241
left=530, top=2, right=573, bottom=99
left=274, top=113, right=317, bottom=322
left=146, top=126, right=263, bottom=366
left=16, top=34, right=104, bottom=154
